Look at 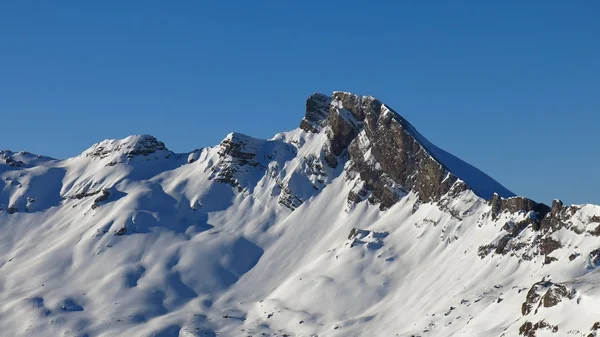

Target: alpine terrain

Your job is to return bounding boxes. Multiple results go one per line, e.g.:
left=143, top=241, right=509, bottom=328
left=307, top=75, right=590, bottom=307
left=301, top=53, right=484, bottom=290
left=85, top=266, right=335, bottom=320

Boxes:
left=2, top=91, right=600, bottom=337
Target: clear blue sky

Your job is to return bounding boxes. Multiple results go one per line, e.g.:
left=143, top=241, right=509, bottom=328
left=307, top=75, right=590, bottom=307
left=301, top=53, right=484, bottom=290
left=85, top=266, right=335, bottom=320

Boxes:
left=1, top=1, right=598, bottom=205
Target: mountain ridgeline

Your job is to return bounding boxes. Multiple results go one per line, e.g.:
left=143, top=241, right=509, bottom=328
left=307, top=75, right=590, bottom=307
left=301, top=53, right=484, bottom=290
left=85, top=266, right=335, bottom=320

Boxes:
left=1, top=92, right=600, bottom=337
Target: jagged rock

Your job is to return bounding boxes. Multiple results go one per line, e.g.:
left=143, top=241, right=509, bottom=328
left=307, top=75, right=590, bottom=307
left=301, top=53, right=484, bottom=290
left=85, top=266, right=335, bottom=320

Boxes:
left=488, top=194, right=550, bottom=227
left=347, top=183, right=370, bottom=206
left=323, top=91, right=513, bottom=207
left=588, top=322, right=600, bottom=337
left=328, top=94, right=363, bottom=156
left=277, top=185, right=303, bottom=211
left=348, top=228, right=358, bottom=240
left=299, top=93, right=331, bottom=133
left=94, top=190, right=110, bottom=203
left=114, top=227, right=127, bottom=236
left=3, top=156, right=24, bottom=167
left=479, top=218, right=534, bottom=256
left=519, top=320, right=558, bottom=336
left=83, top=135, right=170, bottom=162
left=539, top=236, right=562, bottom=256
left=346, top=131, right=405, bottom=209
left=91, top=190, right=110, bottom=209
left=65, top=188, right=105, bottom=200
left=211, top=133, right=263, bottom=189
left=477, top=244, right=495, bottom=258
left=589, top=225, right=600, bottom=236
left=539, top=199, right=568, bottom=232
left=522, top=280, right=575, bottom=315
left=588, top=248, right=600, bottom=267
left=323, top=145, right=338, bottom=168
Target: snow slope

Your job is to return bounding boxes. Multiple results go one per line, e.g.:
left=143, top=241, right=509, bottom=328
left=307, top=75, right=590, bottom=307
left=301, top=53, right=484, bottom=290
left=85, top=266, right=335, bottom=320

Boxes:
left=1, top=92, right=599, bottom=337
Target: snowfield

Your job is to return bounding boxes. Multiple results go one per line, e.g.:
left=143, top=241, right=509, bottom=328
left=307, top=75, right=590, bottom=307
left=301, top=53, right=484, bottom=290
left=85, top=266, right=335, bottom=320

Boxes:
left=1, top=92, right=600, bottom=337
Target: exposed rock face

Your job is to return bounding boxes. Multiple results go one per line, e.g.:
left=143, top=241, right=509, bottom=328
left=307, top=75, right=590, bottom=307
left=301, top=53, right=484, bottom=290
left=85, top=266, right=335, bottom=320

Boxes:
left=587, top=322, right=600, bottom=337
left=211, top=133, right=263, bottom=190
left=311, top=91, right=514, bottom=207
left=91, top=190, right=111, bottom=209
left=519, top=320, right=559, bottom=336
left=522, top=280, right=575, bottom=316
left=538, top=236, right=562, bottom=256
left=588, top=248, right=600, bottom=268
left=330, top=92, right=457, bottom=204
left=0, top=150, right=52, bottom=168
left=83, top=135, right=170, bottom=162
left=210, top=132, right=309, bottom=210
left=478, top=218, right=563, bottom=260
left=276, top=182, right=303, bottom=210
left=479, top=194, right=600, bottom=262
left=196, top=90, right=517, bottom=212
left=489, top=194, right=550, bottom=225
left=539, top=199, right=571, bottom=232
left=0, top=151, right=25, bottom=168
left=299, top=93, right=331, bottom=133
left=346, top=131, right=406, bottom=209
left=494, top=218, right=533, bottom=255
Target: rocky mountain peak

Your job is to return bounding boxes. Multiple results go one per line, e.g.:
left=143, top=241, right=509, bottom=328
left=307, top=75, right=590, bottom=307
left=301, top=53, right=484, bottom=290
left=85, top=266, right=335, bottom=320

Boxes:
left=0, top=150, right=26, bottom=168
left=81, top=135, right=171, bottom=162
left=299, top=93, right=331, bottom=133
left=0, top=149, right=54, bottom=168
left=299, top=91, right=514, bottom=208
left=2, top=92, right=600, bottom=337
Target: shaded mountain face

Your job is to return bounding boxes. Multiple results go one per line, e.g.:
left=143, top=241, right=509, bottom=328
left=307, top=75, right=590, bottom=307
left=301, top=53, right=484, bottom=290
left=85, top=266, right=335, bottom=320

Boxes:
left=1, top=92, right=599, bottom=337
left=302, top=91, right=514, bottom=208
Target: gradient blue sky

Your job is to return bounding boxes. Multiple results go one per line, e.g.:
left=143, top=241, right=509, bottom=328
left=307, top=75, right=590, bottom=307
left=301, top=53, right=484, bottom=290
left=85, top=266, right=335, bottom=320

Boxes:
left=1, top=1, right=598, bottom=205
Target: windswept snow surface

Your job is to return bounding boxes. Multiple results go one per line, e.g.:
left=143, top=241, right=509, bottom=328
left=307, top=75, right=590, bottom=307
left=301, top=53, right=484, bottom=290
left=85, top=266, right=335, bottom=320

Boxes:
left=1, top=106, right=599, bottom=337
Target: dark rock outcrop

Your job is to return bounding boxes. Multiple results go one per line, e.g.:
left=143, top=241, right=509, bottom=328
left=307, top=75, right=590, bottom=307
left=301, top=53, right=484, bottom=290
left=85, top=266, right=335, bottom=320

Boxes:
left=277, top=183, right=303, bottom=210
left=210, top=133, right=307, bottom=210
left=299, top=93, right=331, bottom=133
left=91, top=190, right=111, bottom=209
left=318, top=91, right=513, bottom=207
left=334, top=92, right=456, bottom=203
left=213, top=91, right=516, bottom=211
left=211, top=133, right=263, bottom=190
left=588, top=248, right=600, bottom=268
left=63, top=187, right=106, bottom=200
left=522, top=280, right=575, bottom=316
left=519, top=320, right=559, bottom=336
left=538, top=236, right=562, bottom=256
left=539, top=199, right=571, bottom=232
left=84, top=135, right=169, bottom=161
left=114, top=227, right=127, bottom=236
left=1, top=154, right=24, bottom=167
left=489, top=194, right=550, bottom=225
left=587, top=322, right=600, bottom=337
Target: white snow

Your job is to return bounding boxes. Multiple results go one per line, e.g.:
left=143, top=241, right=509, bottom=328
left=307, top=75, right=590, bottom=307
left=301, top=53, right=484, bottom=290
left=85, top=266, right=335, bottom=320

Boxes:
left=0, top=126, right=598, bottom=337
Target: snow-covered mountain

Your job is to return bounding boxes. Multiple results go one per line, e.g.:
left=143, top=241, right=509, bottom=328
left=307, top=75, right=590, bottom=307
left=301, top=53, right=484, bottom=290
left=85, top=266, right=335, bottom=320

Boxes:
left=2, top=91, right=600, bottom=337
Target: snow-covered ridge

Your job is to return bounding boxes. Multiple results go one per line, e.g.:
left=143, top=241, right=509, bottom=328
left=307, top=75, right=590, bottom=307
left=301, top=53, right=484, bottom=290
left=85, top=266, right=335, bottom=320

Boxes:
left=1, top=91, right=599, bottom=337
left=81, top=134, right=172, bottom=162
left=0, top=149, right=55, bottom=169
